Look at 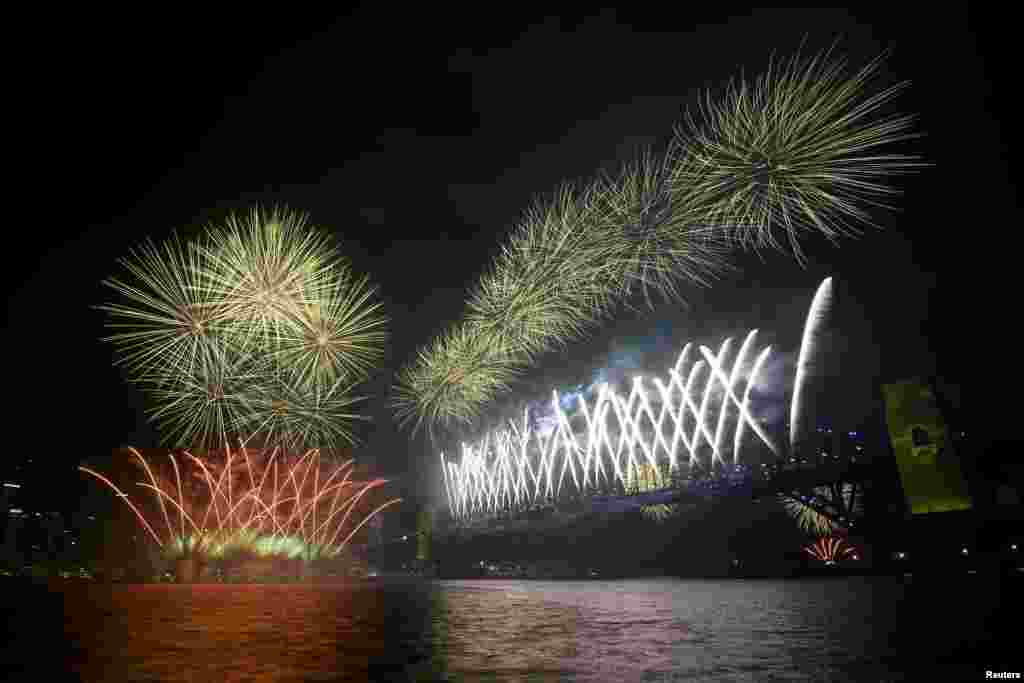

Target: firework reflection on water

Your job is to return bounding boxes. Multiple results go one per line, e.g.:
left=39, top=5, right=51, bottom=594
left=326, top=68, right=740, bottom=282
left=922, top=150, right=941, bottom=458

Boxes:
left=7, top=577, right=1015, bottom=682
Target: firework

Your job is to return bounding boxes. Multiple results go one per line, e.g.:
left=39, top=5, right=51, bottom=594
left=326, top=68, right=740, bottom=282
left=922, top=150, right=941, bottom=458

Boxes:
left=782, top=480, right=863, bottom=535
left=100, top=206, right=387, bottom=451
left=398, top=48, right=919, bottom=437
left=804, top=536, right=858, bottom=564
left=398, top=172, right=731, bottom=437
left=393, top=321, right=522, bottom=437
left=440, top=335, right=775, bottom=521
left=789, top=277, right=833, bottom=451
left=201, top=207, right=342, bottom=352
left=640, top=503, right=679, bottom=523
left=467, top=184, right=620, bottom=358
left=780, top=494, right=839, bottom=536
left=237, top=373, right=368, bottom=453
left=588, top=146, right=728, bottom=305
left=273, top=271, right=388, bottom=387
left=626, top=462, right=668, bottom=494
left=439, top=278, right=845, bottom=524
left=672, top=48, right=922, bottom=261
left=144, top=339, right=262, bottom=450
left=79, top=445, right=401, bottom=566
left=396, top=186, right=619, bottom=438
left=98, top=233, right=225, bottom=384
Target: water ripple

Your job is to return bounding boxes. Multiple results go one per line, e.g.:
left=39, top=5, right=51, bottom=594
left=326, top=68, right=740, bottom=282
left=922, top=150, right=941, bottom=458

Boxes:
left=0, top=575, right=1017, bottom=681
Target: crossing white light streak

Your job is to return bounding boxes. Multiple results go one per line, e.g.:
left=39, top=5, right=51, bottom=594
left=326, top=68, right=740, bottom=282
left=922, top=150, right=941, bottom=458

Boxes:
left=440, top=338, right=773, bottom=520
left=440, top=278, right=831, bottom=521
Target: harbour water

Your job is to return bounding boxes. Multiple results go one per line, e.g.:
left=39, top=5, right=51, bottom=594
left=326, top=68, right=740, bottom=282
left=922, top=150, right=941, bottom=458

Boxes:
left=2, top=575, right=1017, bottom=681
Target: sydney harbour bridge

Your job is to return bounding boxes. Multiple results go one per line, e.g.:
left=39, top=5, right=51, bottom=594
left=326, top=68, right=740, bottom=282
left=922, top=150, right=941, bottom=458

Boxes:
left=416, top=279, right=883, bottom=576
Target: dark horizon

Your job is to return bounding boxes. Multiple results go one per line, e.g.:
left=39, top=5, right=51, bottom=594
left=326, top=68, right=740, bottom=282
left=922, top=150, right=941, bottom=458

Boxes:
left=5, top=8, right=1016, bottom=519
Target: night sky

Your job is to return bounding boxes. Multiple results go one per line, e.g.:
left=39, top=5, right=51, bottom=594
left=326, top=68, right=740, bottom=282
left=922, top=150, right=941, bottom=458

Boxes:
left=6, top=8, right=1016, bottom=515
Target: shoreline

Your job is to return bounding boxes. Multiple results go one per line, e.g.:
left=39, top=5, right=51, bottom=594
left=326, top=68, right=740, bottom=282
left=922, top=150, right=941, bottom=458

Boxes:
left=5, top=565, right=1022, bottom=586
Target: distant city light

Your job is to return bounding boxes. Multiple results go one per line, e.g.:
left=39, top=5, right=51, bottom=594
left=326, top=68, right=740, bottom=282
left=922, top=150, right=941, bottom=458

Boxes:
left=1012, top=544, right=1018, bottom=551
left=9, top=508, right=23, bottom=514
left=961, top=547, right=969, bottom=555
left=2, top=482, right=20, bottom=488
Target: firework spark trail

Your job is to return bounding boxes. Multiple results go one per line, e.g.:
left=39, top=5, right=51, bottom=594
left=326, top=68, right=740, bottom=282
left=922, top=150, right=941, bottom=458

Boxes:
left=733, top=346, right=773, bottom=465
left=398, top=49, right=921, bottom=437
left=589, top=146, right=729, bottom=305
left=100, top=207, right=387, bottom=452
left=804, top=536, right=857, bottom=563
left=780, top=493, right=839, bottom=536
left=700, top=344, right=780, bottom=457
left=695, top=339, right=731, bottom=463
left=654, top=349, right=708, bottom=467
left=439, top=334, right=774, bottom=520
left=672, top=361, right=718, bottom=465
left=273, top=272, right=388, bottom=387
left=98, top=234, right=225, bottom=384
left=78, top=467, right=165, bottom=547
left=80, top=446, right=399, bottom=562
left=782, top=482, right=863, bottom=537
left=203, top=208, right=342, bottom=352
left=439, top=278, right=837, bottom=522
left=673, top=48, right=922, bottom=261
left=790, top=276, right=833, bottom=451
left=714, top=330, right=759, bottom=458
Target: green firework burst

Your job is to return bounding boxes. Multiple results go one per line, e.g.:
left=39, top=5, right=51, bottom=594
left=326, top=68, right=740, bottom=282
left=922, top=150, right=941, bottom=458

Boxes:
left=98, top=233, right=225, bottom=384
left=100, top=206, right=386, bottom=451
left=237, top=373, right=368, bottom=453
left=273, top=269, right=389, bottom=388
left=672, top=47, right=923, bottom=261
left=393, top=322, right=521, bottom=437
left=202, top=207, right=342, bottom=353
left=589, top=146, right=730, bottom=305
left=396, top=47, right=923, bottom=438
left=144, top=339, right=260, bottom=450
left=467, top=184, right=618, bottom=359
left=779, top=493, right=839, bottom=536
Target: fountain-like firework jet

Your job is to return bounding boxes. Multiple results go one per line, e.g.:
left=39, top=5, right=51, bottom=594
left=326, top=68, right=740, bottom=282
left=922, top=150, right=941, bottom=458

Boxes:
left=80, top=445, right=401, bottom=564
left=697, top=338, right=732, bottom=464
left=733, top=346, right=773, bottom=464
left=670, top=362, right=717, bottom=466
left=700, top=344, right=779, bottom=457
left=790, top=277, right=833, bottom=452
left=439, top=329, right=776, bottom=520
left=804, top=536, right=858, bottom=565
left=714, top=330, right=759, bottom=458
left=78, top=466, right=166, bottom=547
left=437, top=278, right=843, bottom=522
